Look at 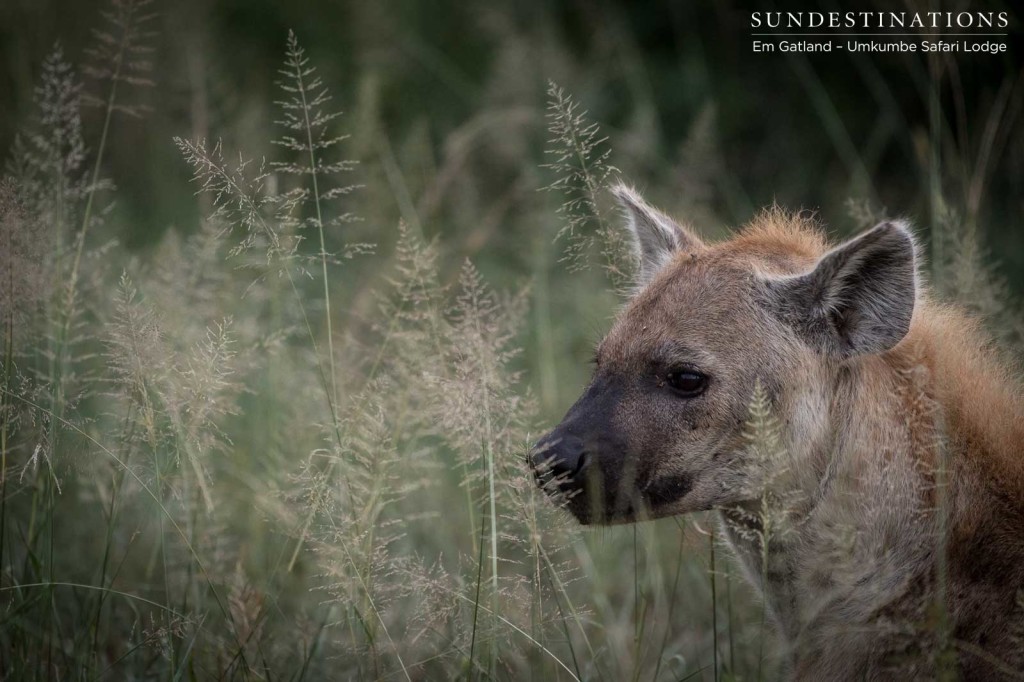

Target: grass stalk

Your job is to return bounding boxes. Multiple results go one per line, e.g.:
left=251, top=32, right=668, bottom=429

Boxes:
left=1, top=390, right=246, bottom=644
left=468, top=520, right=486, bottom=681
left=710, top=525, right=719, bottom=682
left=289, top=30, right=338, bottom=410
left=652, top=521, right=687, bottom=682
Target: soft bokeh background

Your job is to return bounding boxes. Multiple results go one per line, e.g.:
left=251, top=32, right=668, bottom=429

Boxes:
left=4, top=0, right=1022, bottom=276
left=3, top=0, right=1023, bottom=410
left=1, top=0, right=1022, bottom=679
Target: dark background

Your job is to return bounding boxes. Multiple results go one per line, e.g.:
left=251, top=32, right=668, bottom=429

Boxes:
left=3, top=0, right=1021, bottom=268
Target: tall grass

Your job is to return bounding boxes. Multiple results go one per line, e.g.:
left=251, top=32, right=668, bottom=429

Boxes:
left=1, top=3, right=1021, bottom=680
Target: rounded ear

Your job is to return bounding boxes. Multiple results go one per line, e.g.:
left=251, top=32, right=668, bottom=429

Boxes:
left=768, top=220, right=918, bottom=358
left=611, top=183, right=704, bottom=286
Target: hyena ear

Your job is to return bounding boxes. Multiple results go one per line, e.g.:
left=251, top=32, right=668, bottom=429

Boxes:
left=611, top=183, right=704, bottom=286
left=770, top=220, right=918, bottom=358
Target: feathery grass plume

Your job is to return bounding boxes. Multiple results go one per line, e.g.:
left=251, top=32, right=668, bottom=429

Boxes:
left=380, top=222, right=446, bottom=341
left=64, top=0, right=158, bottom=359
left=425, top=261, right=588, bottom=678
left=726, top=380, right=804, bottom=551
left=3, top=47, right=99, bottom=528
left=723, top=380, right=805, bottom=674
left=166, top=319, right=240, bottom=489
left=106, top=272, right=241, bottom=513
left=8, top=30, right=151, bottom=502
left=176, top=31, right=365, bottom=404
left=252, top=223, right=465, bottom=674
left=6, top=44, right=86, bottom=256
left=226, top=563, right=266, bottom=664
left=0, top=180, right=51, bottom=345
left=175, top=138, right=284, bottom=261
left=174, top=134, right=337, bottom=540
left=392, top=558, right=465, bottom=659
left=271, top=29, right=363, bottom=406
left=933, top=200, right=1024, bottom=356
left=1, top=56, right=93, bottom=676
left=81, top=0, right=158, bottom=118
left=271, top=30, right=360, bottom=232
left=367, top=223, right=448, bottom=428
left=429, top=260, right=536, bottom=673
left=147, top=221, right=237, bottom=344
left=288, top=380, right=417, bottom=677
left=106, top=272, right=166, bottom=449
left=498, top=435, right=591, bottom=680
left=177, top=32, right=374, bottom=584
left=74, top=0, right=155, bottom=280
left=73, top=0, right=157, bottom=298
left=101, top=272, right=250, bottom=673
left=542, top=81, right=629, bottom=285
left=435, top=261, right=532, bottom=489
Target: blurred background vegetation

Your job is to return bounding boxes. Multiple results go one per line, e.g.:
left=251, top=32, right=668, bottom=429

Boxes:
left=3, top=0, right=1023, bottom=414
left=3, top=0, right=1023, bottom=379
left=4, top=0, right=1022, bottom=278
left=0, top=0, right=1022, bottom=679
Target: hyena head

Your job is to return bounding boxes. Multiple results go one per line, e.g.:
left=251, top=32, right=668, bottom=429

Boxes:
left=531, top=184, right=917, bottom=524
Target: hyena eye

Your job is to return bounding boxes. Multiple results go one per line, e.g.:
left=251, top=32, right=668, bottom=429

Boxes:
left=666, top=370, right=708, bottom=397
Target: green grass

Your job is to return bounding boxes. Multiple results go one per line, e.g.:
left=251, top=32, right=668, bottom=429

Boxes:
left=1, top=1, right=1022, bottom=679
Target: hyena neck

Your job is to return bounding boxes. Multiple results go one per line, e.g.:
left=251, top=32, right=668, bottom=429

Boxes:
left=901, top=306, right=1024, bottom=503
left=719, top=332, right=950, bottom=646
left=723, top=303, right=1024, bottom=656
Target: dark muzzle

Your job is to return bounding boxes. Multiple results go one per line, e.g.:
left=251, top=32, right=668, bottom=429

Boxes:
left=529, top=376, right=633, bottom=523
left=530, top=432, right=590, bottom=495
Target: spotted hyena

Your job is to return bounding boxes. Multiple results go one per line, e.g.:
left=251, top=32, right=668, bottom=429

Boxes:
left=531, top=184, right=1024, bottom=680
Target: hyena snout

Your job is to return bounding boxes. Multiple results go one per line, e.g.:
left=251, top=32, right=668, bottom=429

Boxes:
left=530, top=378, right=628, bottom=522
left=529, top=431, right=589, bottom=496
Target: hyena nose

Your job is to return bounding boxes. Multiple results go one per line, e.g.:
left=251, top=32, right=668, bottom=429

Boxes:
left=530, top=433, right=589, bottom=492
